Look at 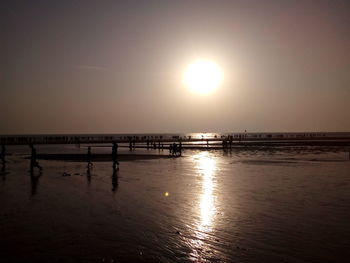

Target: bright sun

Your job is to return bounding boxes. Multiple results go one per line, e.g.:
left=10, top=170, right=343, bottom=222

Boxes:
left=183, top=60, right=222, bottom=95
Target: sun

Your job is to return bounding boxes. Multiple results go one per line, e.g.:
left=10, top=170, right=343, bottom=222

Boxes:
left=183, top=60, right=222, bottom=95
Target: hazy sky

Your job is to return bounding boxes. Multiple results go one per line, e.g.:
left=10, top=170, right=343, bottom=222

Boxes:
left=1, top=0, right=349, bottom=134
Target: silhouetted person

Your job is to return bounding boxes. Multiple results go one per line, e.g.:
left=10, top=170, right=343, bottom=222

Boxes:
left=112, top=142, right=119, bottom=170
left=29, top=144, right=42, bottom=172
left=147, top=139, right=150, bottom=149
left=112, top=168, right=119, bottom=192
left=172, top=143, right=177, bottom=156
left=129, top=138, right=133, bottom=151
left=179, top=142, right=182, bottom=156
left=224, top=139, right=229, bottom=150
left=1, top=145, right=5, bottom=165
left=169, top=144, right=173, bottom=156
left=87, top=146, right=92, bottom=167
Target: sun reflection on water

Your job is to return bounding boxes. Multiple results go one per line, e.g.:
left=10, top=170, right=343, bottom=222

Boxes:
left=196, top=152, right=216, bottom=231
left=188, top=151, right=218, bottom=261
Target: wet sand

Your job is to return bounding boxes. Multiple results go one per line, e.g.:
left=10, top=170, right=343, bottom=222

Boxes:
left=1, top=146, right=350, bottom=262
left=34, top=153, right=174, bottom=162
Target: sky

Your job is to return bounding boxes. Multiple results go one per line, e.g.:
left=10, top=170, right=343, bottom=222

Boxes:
left=1, top=0, right=349, bottom=134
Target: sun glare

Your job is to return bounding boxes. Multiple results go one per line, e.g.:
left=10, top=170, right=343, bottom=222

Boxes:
left=183, top=60, right=222, bottom=95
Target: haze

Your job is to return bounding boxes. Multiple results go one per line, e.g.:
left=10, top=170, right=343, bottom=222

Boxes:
left=1, top=0, right=349, bottom=134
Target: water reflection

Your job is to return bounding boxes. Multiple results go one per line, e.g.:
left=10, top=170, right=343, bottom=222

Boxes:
left=86, top=167, right=91, bottom=185
left=189, top=152, right=217, bottom=260
left=30, top=170, right=42, bottom=196
left=112, top=168, right=119, bottom=193
left=0, top=164, right=6, bottom=183
left=196, top=152, right=216, bottom=232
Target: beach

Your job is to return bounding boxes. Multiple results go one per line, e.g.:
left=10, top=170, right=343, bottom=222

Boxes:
left=0, top=145, right=350, bottom=262
left=3, top=0, right=349, bottom=261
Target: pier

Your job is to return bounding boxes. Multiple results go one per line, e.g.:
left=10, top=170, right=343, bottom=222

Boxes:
left=1, top=133, right=350, bottom=148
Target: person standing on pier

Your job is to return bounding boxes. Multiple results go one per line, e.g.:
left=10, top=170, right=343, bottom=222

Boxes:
left=29, top=144, right=42, bottom=172
left=1, top=145, right=5, bottom=166
left=87, top=146, right=92, bottom=168
left=112, top=142, right=119, bottom=170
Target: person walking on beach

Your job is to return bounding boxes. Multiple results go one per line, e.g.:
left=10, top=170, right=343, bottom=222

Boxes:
left=29, top=144, right=42, bottom=172
left=112, top=142, right=119, bottom=170
left=172, top=143, right=177, bottom=156
left=1, top=145, right=5, bottom=166
left=87, top=146, right=92, bottom=168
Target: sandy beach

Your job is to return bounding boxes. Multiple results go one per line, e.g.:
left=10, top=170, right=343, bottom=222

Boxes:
left=3, top=0, right=350, bottom=262
left=1, top=145, right=350, bottom=262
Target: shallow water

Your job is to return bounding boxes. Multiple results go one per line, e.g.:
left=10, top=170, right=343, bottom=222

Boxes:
left=0, top=146, right=350, bottom=262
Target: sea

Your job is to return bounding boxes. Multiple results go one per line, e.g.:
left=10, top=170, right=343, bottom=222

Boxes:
left=0, top=133, right=350, bottom=262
